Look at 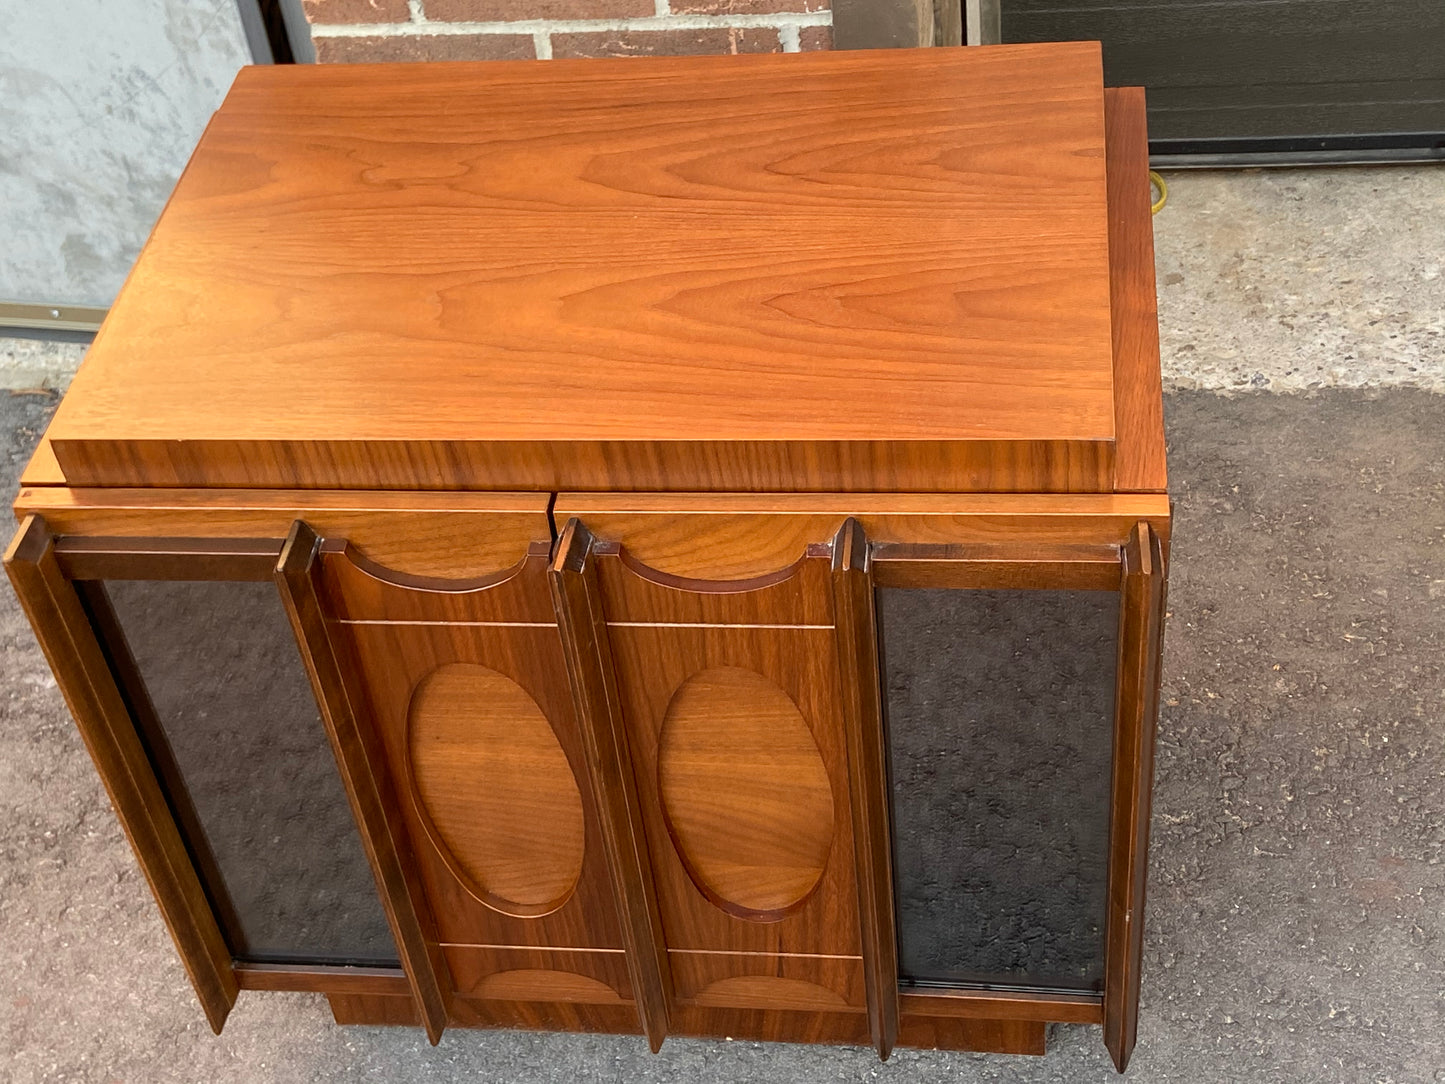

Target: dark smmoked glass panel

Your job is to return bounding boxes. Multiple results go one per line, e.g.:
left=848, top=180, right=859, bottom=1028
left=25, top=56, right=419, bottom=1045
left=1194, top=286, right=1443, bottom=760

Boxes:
left=90, top=578, right=398, bottom=967
left=879, top=587, right=1118, bottom=992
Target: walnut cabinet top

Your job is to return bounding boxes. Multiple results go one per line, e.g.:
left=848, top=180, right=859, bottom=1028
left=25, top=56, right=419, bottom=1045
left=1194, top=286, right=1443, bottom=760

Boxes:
left=32, top=44, right=1165, bottom=495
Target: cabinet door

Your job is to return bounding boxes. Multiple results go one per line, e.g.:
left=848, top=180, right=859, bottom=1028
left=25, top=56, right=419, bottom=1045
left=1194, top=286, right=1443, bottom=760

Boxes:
left=296, top=528, right=640, bottom=1036
left=4, top=517, right=402, bottom=1034
left=550, top=516, right=868, bottom=1032
left=557, top=493, right=1169, bottom=1065
left=865, top=522, right=1166, bottom=1070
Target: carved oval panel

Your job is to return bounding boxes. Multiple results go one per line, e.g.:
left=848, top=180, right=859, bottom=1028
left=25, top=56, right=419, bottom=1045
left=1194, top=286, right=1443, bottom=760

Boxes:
left=407, top=663, right=584, bottom=916
left=658, top=667, right=834, bottom=919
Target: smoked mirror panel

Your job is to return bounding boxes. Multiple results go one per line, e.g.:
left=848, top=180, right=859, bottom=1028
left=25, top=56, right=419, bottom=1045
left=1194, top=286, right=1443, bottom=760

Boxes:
left=878, top=587, right=1118, bottom=993
left=83, top=577, right=399, bottom=968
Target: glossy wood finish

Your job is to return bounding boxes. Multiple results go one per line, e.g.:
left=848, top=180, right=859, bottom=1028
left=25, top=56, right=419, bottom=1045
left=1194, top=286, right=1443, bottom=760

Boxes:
left=274, top=523, right=452, bottom=1043
left=549, top=520, right=674, bottom=1051
left=897, top=1016, right=1047, bottom=1056
left=1104, top=522, right=1168, bottom=1071
left=583, top=520, right=865, bottom=1018
left=3, top=515, right=238, bottom=1033
left=8, top=47, right=1171, bottom=1066
left=52, top=535, right=280, bottom=583
left=658, top=666, right=836, bottom=917
left=901, top=989, right=1102, bottom=1025
left=329, top=992, right=422, bottom=1027
left=1105, top=88, right=1169, bottom=494
left=871, top=542, right=1123, bottom=590
left=830, top=519, right=900, bottom=1059
left=233, top=963, right=411, bottom=996
left=310, top=530, right=636, bottom=1014
left=332, top=989, right=1070, bottom=1057
left=407, top=664, right=586, bottom=914
left=43, top=46, right=1120, bottom=494
left=13, top=487, right=550, bottom=579
left=448, top=995, right=644, bottom=1035
left=554, top=493, right=1171, bottom=579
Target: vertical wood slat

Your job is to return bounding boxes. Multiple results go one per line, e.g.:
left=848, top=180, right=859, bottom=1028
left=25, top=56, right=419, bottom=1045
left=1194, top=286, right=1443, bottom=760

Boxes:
left=830, top=518, right=900, bottom=1060
left=1103, top=521, right=1167, bottom=1071
left=3, top=514, right=238, bottom=1032
left=549, top=518, right=673, bottom=1052
left=273, top=521, right=451, bottom=1044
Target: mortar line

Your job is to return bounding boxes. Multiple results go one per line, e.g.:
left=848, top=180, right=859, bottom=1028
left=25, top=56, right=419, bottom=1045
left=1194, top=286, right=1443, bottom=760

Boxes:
left=312, top=12, right=833, bottom=36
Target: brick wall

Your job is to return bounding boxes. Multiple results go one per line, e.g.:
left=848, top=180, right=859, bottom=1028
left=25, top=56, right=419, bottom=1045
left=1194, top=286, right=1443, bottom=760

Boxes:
left=303, top=0, right=832, bottom=62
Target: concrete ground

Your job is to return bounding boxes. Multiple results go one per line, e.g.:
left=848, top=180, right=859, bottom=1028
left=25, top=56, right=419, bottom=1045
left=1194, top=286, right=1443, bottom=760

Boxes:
left=1, top=168, right=1442, bottom=1083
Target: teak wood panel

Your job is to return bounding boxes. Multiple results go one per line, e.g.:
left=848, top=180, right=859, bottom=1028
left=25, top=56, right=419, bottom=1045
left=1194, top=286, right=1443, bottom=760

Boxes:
left=11, top=487, right=550, bottom=580
left=554, top=492, right=1172, bottom=579
left=1105, top=87, right=1168, bottom=494
left=275, top=525, right=451, bottom=1042
left=1104, top=522, right=1168, bottom=1072
left=549, top=521, right=674, bottom=1051
left=310, top=536, right=635, bottom=1010
left=587, top=534, right=865, bottom=1014
left=831, top=519, right=900, bottom=1059
left=44, top=45, right=1121, bottom=494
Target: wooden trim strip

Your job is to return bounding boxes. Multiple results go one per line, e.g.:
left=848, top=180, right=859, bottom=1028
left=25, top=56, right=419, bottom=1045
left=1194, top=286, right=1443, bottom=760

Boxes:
left=273, top=521, right=451, bottom=1044
left=1105, top=87, right=1169, bottom=494
left=53, top=536, right=280, bottom=582
left=549, top=518, right=673, bottom=1053
left=3, top=515, right=238, bottom=1032
left=1103, top=521, right=1167, bottom=1070
left=901, top=988, right=1102, bottom=1024
left=233, top=963, right=411, bottom=996
left=872, top=542, right=1121, bottom=590
left=831, top=518, right=901, bottom=1061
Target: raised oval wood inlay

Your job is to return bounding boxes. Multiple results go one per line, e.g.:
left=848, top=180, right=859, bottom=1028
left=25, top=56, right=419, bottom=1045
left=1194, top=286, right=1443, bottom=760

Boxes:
left=407, top=663, right=584, bottom=917
left=658, top=667, right=834, bottom=919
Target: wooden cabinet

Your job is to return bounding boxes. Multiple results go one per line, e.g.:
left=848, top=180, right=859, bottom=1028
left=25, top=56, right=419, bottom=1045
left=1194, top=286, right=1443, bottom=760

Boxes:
left=5, top=46, right=1169, bottom=1070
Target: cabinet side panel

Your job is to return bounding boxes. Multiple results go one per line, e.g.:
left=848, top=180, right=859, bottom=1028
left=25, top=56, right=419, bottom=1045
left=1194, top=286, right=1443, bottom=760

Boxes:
left=1106, top=87, right=1168, bottom=494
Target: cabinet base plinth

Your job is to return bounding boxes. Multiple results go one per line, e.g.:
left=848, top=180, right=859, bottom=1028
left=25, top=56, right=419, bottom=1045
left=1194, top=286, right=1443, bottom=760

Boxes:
left=327, top=994, right=1049, bottom=1056
left=328, top=993, right=422, bottom=1028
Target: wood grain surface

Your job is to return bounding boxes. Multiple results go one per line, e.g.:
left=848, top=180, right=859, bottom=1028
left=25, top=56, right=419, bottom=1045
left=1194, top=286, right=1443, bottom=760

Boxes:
left=275, top=524, right=453, bottom=1043
left=555, top=492, right=1172, bottom=579
left=41, top=45, right=1121, bottom=493
left=313, top=542, right=635, bottom=1009
left=11, top=487, right=551, bottom=579
left=831, top=519, right=900, bottom=1059
left=1103, top=521, right=1167, bottom=1071
left=549, top=521, right=675, bottom=1050
left=1105, top=88, right=1168, bottom=493
left=593, top=541, right=865, bottom=1013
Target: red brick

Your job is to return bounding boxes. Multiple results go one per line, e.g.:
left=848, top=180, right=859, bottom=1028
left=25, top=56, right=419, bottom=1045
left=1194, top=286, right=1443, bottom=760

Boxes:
left=302, top=0, right=410, bottom=24
left=551, top=28, right=782, bottom=58
left=671, top=0, right=827, bottom=13
left=314, top=32, right=536, bottom=61
left=426, top=0, right=651, bottom=19
left=798, top=24, right=832, bottom=49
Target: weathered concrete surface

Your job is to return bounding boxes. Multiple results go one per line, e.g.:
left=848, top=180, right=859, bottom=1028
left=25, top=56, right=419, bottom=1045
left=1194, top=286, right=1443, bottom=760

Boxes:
left=1154, top=169, right=1445, bottom=393
left=3, top=387, right=1441, bottom=1083
left=0, top=0, right=249, bottom=307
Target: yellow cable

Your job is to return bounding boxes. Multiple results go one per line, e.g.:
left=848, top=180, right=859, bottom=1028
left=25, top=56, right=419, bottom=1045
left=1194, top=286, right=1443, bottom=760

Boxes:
left=1149, top=170, right=1168, bottom=215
